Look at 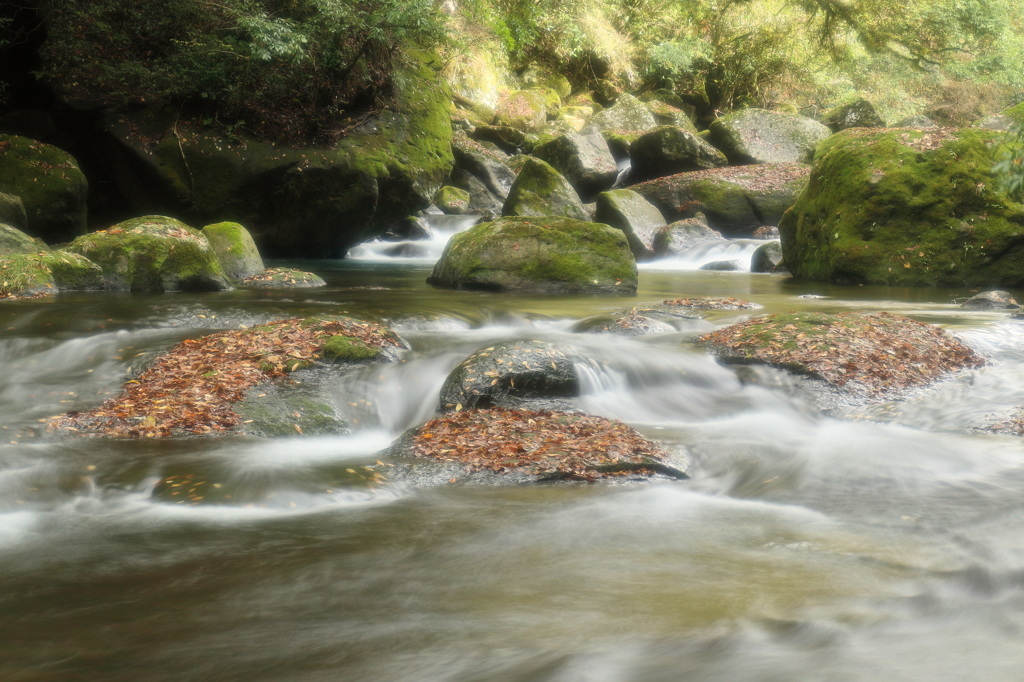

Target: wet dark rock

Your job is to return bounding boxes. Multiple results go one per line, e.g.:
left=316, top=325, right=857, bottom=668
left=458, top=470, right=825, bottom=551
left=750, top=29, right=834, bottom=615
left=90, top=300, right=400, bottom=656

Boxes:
left=0, top=134, right=88, bottom=243
left=235, top=380, right=350, bottom=438
left=629, top=126, right=729, bottom=182
left=594, top=189, right=668, bottom=260
left=960, top=290, right=1020, bottom=309
left=750, top=241, right=785, bottom=273
left=699, top=259, right=745, bottom=271
left=439, top=340, right=583, bottom=411
left=653, top=213, right=724, bottom=258
left=709, top=109, right=832, bottom=165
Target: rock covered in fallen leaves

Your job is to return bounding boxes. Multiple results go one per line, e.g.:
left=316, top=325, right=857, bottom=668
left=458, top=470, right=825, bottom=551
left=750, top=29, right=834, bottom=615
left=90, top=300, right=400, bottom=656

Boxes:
left=383, top=408, right=688, bottom=483
left=664, top=297, right=762, bottom=310
left=696, top=311, right=985, bottom=396
left=49, top=315, right=407, bottom=438
left=240, top=267, right=326, bottom=288
left=575, top=309, right=675, bottom=336
left=959, top=290, right=1019, bottom=310
left=440, top=340, right=583, bottom=412
left=66, top=215, right=232, bottom=292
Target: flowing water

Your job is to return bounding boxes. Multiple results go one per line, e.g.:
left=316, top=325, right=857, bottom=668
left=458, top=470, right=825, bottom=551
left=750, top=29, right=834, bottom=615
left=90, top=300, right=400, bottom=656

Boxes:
left=3, top=257, right=1024, bottom=681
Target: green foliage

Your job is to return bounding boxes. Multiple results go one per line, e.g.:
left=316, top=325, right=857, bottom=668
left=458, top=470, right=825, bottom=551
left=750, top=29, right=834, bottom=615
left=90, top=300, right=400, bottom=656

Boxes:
left=993, top=123, right=1024, bottom=201
left=39, top=0, right=449, bottom=144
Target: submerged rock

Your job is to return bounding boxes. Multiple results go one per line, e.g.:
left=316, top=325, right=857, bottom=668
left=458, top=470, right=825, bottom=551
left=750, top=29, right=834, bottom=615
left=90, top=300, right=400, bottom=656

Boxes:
left=202, top=221, right=264, bottom=282
left=696, top=311, right=984, bottom=397
left=0, top=134, right=88, bottom=243
left=381, top=407, right=688, bottom=484
left=708, top=109, right=832, bottom=165
left=66, top=215, right=232, bottom=292
left=779, top=128, right=1024, bottom=286
left=427, top=216, right=637, bottom=293
left=663, top=297, right=762, bottom=310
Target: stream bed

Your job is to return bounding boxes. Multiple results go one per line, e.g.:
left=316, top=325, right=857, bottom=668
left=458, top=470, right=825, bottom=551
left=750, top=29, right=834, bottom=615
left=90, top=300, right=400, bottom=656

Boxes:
left=3, top=261, right=1024, bottom=681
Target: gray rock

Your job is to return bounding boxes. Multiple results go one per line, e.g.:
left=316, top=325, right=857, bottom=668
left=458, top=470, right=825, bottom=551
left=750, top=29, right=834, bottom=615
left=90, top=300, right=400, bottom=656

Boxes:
left=594, top=189, right=667, bottom=260
left=699, top=259, right=746, bottom=271
left=502, top=157, right=588, bottom=220
left=575, top=311, right=675, bottom=335
left=533, top=130, right=619, bottom=201
left=468, top=125, right=529, bottom=154
left=451, top=132, right=518, bottom=202
left=645, top=100, right=698, bottom=132
left=960, top=290, right=1020, bottom=309
left=653, top=213, right=724, bottom=258
left=821, top=98, right=886, bottom=131
left=493, top=89, right=550, bottom=132
left=629, top=126, right=729, bottom=182
left=750, top=240, right=784, bottom=273
left=892, top=114, right=938, bottom=128
left=589, top=93, right=659, bottom=133
left=709, top=109, right=832, bottom=164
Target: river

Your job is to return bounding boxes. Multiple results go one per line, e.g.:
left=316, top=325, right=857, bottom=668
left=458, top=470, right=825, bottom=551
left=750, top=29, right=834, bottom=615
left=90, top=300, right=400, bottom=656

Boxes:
left=2, top=256, right=1024, bottom=681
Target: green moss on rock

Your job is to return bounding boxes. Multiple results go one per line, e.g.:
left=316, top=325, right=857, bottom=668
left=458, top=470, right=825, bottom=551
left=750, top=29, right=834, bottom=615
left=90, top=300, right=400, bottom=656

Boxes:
left=779, top=127, right=1024, bottom=286
left=502, top=157, right=588, bottom=220
left=240, top=267, right=326, bottom=288
left=0, top=223, right=49, bottom=256
left=0, top=193, right=27, bottom=231
left=66, top=215, right=232, bottom=292
left=0, top=253, right=56, bottom=297
left=0, top=135, right=88, bottom=243
left=202, top=221, right=264, bottom=281
left=427, top=216, right=637, bottom=293
left=320, top=335, right=382, bottom=362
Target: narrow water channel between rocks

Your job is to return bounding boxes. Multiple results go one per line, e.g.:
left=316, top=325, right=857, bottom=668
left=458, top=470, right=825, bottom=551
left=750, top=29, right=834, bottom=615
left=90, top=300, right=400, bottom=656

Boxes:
left=3, top=261, right=1024, bottom=681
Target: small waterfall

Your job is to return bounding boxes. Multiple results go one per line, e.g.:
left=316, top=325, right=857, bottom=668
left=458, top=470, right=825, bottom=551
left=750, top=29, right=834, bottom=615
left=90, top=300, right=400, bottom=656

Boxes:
left=574, top=359, right=630, bottom=394
left=642, top=238, right=769, bottom=271
left=346, top=214, right=483, bottom=263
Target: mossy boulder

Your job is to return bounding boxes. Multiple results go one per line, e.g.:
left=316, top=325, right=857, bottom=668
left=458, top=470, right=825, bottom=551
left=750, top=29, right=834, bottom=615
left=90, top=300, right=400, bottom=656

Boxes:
left=821, top=97, right=886, bottom=132
left=427, top=216, right=638, bottom=293
left=451, top=131, right=518, bottom=213
left=493, top=89, right=550, bottom=132
left=594, top=189, right=667, bottom=260
left=202, top=221, right=264, bottom=282
left=709, top=109, right=832, bottom=164
left=974, top=102, right=1024, bottom=131
left=45, top=250, right=105, bottom=290
left=0, top=223, right=49, bottom=256
left=501, top=157, right=588, bottom=220
left=645, top=100, right=698, bottom=132
left=66, top=215, right=232, bottom=292
left=590, top=93, right=658, bottom=133
left=0, top=193, right=27, bottom=231
left=434, top=185, right=472, bottom=214
left=652, top=213, right=724, bottom=258
left=240, top=267, right=326, bottom=288
left=633, top=164, right=811, bottom=236
left=629, top=126, right=729, bottom=182
left=0, top=253, right=57, bottom=297
left=0, top=134, right=88, bottom=243
left=533, top=131, right=619, bottom=201
left=439, top=340, right=582, bottom=411
left=96, top=49, right=453, bottom=258
left=779, top=127, right=1024, bottom=286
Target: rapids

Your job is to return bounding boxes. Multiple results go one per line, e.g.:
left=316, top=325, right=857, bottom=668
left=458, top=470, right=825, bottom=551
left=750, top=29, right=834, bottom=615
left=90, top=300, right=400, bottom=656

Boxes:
left=2, top=259, right=1024, bottom=681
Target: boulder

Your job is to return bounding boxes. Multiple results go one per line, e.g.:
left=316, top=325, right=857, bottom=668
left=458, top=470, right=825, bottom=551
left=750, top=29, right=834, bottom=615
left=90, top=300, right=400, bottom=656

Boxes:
left=750, top=240, right=784, bottom=273
left=974, top=102, right=1024, bottom=131
left=629, top=126, right=729, bottom=182
left=0, top=223, right=49, bottom=256
left=653, top=213, right=724, bottom=258
left=0, top=134, right=88, bottom=243
left=633, top=163, right=811, bottom=236
left=240, top=267, right=326, bottom=288
left=892, top=114, right=938, bottom=129
left=493, top=89, right=550, bottom=132
left=468, top=125, right=528, bottom=154
left=45, top=251, right=106, bottom=290
left=95, top=49, right=453, bottom=258
left=202, top=222, right=264, bottom=282
left=645, top=101, right=698, bottom=132
left=501, top=157, right=588, bottom=220
left=0, top=193, right=27, bottom=231
left=960, top=290, right=1019, bottom=309
left=589, top=93, right=658, bottom=133
left=0, top=253, right=56, bottom=297
left=439, top=340, right=582, bottom=411
left=821, top=97, right=887, bottom=131
left=699, top=259, right=745, bottom=271
left=427, top=216, right=637, bottom=293
left=66, top=215, right=232, bottom=292
left=708, top=109, right=832, bottom=164
left=451, top=131, right=518, bottom=213
left=779, top=127, right=1024, bottom=286
left=533, top=131, right=619, bottom=201
left=752, top=225, right=781, bottom=238
left=594, top=189, right=667, bottom=260
left=433, top=185, right=472, bottom=214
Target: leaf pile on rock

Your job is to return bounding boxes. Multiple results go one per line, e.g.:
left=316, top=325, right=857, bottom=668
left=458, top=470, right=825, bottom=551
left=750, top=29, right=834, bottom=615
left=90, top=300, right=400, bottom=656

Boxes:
left=665, top=297, right=762, bottom=310
left=50, top=316, right=405, bottom=438
left=410, top=408, right=678, bottom=480
left=241, top=267, right=326, bottom=288
left=697, top=311, right=984, bottom=395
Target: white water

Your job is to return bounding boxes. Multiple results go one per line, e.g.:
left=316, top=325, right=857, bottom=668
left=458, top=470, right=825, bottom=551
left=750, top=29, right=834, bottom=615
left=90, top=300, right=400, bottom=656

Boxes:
left=345, top=214, right=482, bottom=263
left=640, top=238, right=771, bottom=271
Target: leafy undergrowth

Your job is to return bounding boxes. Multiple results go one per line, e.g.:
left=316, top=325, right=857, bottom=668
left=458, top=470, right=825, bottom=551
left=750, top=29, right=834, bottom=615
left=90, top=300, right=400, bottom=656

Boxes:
left=410, top=408, right=678, bottom=481
left=50, top=316, right=403, bottom=438
left=665, top=297, right=761, bottom=310
left=697, top=311, right=984, bottom=395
